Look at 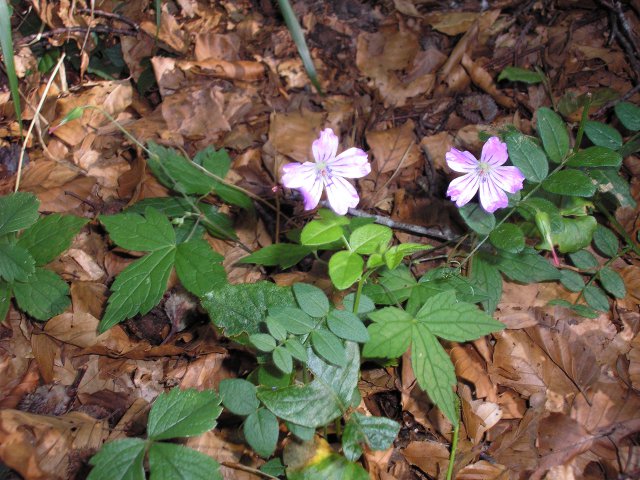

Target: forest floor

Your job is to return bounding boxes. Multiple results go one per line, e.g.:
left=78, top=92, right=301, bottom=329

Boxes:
left=1, top=1, right=640, bottom=479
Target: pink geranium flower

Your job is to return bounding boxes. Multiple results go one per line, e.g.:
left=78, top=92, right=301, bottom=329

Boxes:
left=281, top=128, right=371, bottom=215
left=446, top=137, right=525, bottom=213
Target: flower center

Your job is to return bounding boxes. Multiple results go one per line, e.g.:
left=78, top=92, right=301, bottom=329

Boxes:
left=477, top=161, right=492, bottom=176
left=316, top=162, right=333, bottom=186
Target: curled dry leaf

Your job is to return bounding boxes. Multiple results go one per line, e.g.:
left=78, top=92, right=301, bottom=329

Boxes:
left=460, top=54, right=516, bottom=109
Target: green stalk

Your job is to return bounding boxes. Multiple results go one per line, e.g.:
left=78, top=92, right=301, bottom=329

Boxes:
left=0, top=0, right=22, bottom=135
left=445, top=398, right=461, bottom=480
left=276, top=0, right=323, bottom=94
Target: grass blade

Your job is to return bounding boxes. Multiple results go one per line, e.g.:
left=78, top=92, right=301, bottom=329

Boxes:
left=276, top=0, right=323, bottom=94
left=0, top=0, right=22, bottom=135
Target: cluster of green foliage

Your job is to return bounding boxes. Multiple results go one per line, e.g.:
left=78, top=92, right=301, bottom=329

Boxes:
left=2, top=93, right=638, bottom=477
left=0, top=193, right=87, bottom=321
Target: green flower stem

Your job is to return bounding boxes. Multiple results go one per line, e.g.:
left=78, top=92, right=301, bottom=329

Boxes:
left=445, top=397, right=461, bottom=480
left=352, top=270, right=374, bottom=314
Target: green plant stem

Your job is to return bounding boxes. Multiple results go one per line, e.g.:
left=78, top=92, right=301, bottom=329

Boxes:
left=445, top=398, right=461, bottom=480
left=595, top=201, right=640, bottom=256
left=0, top=0, right=23, bottom=136
left=352, top=270, right=374, bottom=314
left=574, top=93, right=592, bottom=153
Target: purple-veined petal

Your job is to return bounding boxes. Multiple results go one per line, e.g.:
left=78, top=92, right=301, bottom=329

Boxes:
left=325, top=176, right=359, bottom=215
left=312, top=128, right=339, bottom=163
left=447, top=172, right=480, bottom=208
left=281, top=162, right=317, bottom=189
left=479, top=177, right=509, bottom=213
left=480, top=137, right=509, bottom=167
left=329, top=147, right=371, bottom=178
left=300, top=178, right=323, bottom=211
left=445, top=148, right=478, bottom=173
left=489, top=166, right=525, bottom=194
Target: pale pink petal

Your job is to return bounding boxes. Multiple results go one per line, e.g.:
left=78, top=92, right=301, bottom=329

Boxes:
left=328, top=148, right=371, bottom=178
left=312, top=128, right=339, bottom=163
left=489, top=166, right=525, bottom=194
left=300, top=178, right=323, bottom=211
left=445, top=148, right=478, bottom=173
left=447, top=172, right=480, bottom=208
left=325, top=176, right=359, bottom=215
left=479, top=177, right=509, bottom=213
left=480, top=137, right=509, bottom=167
left=281, top=162, right=317, bottom=189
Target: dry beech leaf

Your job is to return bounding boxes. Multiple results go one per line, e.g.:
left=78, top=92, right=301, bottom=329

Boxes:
left=366, top=120, right=421, bottom=174
left=455, top=460, right=510, bottom=479
left=401, top=440, right=450, bottom=477
left=424, top=12, right=480, bottom=35
left=420, top=132, right=454, bottom=172
left=451, top=344, right=497, bottom=401
left=140, top=6, right=188, bottom=53
left=489, top=396, right=546, bottom=472
left=194, top=32, right=240, bottom=61
left=0, top=410, right=109, bottom=480
left=0, top=316, right=36, bottom=403
left=175, top=59, right=265, bottom=82
left=30, top=333, right=58, bottom=383
left=356, top=28, right=435, bottom=107
left=525, top=323, right=600, bottom=397
left=489, top=330, right=576, bottom=400
left=185, top=430, right=263, bottom=480
left=461, top=390, right=503, bottom=445
left=269, top=110, right=324, bottom=163
left=628, top=332, right=640, bottom=390
left=535, top=413, right=593, bottom=477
